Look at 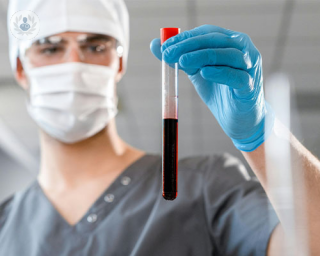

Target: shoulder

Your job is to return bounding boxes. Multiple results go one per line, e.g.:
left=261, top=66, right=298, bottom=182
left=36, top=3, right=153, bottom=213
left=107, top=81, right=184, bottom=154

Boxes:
left=0, top=195, right=14, bottom=230
left=0, top=181, right=38, bottom=231
left=179, top=153, right=251, bottom=181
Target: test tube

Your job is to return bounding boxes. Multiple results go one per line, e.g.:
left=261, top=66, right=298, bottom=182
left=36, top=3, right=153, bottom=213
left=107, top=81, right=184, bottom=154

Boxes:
left=161, top=28, right=180, bottom=201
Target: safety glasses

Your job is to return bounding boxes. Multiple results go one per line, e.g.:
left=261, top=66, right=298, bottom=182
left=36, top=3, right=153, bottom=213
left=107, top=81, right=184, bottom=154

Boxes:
left=20, top=33, right=123, bottom=68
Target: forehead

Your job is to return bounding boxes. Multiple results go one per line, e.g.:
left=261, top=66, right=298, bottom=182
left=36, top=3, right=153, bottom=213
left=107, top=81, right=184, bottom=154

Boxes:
left=35, top=31, right=117, bottom=44
left=52, top=31, right=114, bottom=38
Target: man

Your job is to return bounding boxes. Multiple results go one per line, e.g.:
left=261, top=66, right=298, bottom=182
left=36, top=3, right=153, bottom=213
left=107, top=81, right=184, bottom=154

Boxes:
left=1, top=0, right=320, bottom=255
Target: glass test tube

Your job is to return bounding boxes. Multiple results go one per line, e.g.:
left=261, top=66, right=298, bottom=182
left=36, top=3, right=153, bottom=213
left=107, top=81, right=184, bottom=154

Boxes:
left=161, top=28, right=180, bottom=201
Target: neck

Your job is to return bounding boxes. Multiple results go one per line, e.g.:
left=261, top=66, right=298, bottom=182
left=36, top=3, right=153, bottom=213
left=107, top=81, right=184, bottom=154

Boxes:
left=38, top=119, right=141, bottom=190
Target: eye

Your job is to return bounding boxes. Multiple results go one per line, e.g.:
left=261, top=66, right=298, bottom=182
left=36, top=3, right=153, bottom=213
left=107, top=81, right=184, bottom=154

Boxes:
left=40, top=46, right=62, bottom=55
left=86, top=44, right=106, bottom=53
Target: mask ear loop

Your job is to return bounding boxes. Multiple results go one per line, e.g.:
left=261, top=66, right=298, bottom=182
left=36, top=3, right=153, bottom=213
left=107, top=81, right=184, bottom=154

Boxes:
left=18, top=40, right=34, bottom=72
left=17, top=50, right=33, bottom=112
left=17, top=41, right=35, bottom=102
left=114, top=41, right=121, bottom=113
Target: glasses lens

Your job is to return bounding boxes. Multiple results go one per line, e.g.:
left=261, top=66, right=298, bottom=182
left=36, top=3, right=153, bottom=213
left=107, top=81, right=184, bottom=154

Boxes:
left=25, top=38, right=66, bottom=66
left=79, top=37, right=116, bottom=64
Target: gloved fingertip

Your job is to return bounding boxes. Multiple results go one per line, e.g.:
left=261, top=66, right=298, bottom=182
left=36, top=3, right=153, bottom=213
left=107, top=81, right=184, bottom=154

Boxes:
left=162, top=49, right=173, bottom=64
left=199, top=67, right=208, bottom=79
left=162, top=53, right=169, bottom=64
left=185, top=68, right=200, bottom=76
left=178, top=58, right=184, bottom=68
left=177, top=54, right=186, bottom=67
left=161, top=37, right=175, bottom=52
left=178, top=53, right=195, bottom=69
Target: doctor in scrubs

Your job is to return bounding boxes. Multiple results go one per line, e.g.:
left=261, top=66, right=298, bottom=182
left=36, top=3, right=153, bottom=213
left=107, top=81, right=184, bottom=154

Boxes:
left=1, top=0, right=320, bottom=255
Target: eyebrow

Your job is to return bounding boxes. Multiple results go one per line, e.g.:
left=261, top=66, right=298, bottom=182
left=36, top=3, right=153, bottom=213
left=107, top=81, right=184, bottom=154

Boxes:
left=82, top=34, right=114, bottom=43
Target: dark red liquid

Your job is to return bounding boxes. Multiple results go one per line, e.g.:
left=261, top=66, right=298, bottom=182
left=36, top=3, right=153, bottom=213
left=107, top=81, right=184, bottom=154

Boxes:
left=162, top=118, right=178, bottom=200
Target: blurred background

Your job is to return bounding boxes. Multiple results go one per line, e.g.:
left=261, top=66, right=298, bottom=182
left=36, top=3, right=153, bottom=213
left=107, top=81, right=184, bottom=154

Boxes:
left=0, top=0, right=319, bottom=201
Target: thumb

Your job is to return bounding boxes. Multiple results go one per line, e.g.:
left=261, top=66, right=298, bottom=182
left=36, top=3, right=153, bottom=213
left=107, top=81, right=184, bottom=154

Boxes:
left=150, top=38, right=162, bottom=61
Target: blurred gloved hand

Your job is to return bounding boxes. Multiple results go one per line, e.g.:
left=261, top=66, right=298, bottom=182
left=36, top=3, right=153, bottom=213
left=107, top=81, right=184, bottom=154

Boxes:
left=150, top=25, right=275, bottom=152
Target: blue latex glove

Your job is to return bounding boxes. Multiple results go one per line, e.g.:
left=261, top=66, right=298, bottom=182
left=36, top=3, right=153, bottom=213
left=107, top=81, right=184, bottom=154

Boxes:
left=150, top=25, right=275, bottom=152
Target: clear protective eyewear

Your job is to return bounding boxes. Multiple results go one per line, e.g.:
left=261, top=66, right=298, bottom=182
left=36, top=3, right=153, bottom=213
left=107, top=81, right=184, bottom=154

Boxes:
left=20, top=33, right=124, bottom=68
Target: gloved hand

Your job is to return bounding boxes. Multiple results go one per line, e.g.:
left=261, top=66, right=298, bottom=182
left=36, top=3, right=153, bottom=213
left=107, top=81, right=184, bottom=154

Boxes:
left=150, top=25, right=275, bottom=152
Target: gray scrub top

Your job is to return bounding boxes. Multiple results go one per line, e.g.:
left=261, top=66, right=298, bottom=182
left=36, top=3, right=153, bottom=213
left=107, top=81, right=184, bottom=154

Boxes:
left=0, top=153, right=279, bottom=256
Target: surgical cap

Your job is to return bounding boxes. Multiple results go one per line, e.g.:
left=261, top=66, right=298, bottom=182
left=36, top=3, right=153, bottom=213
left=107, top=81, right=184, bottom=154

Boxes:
left=7, top=0, right=129, bottom=73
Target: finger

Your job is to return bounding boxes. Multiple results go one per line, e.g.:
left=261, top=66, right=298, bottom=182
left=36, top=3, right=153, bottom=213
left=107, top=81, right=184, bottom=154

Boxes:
left=179, top=48, right=252, bottom=71
left=163, top=33, right=244, bottom=64
left=150, top=38, right=199, bottom=75
left=200, top=66, right=253, bottom=91
left=150, top=38, right=162, bottom=61
left=161, top=24, right=236, bottom=52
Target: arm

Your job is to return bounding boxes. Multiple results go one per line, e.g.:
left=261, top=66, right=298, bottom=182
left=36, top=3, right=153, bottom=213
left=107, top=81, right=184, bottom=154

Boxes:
left=243, top=119, right=320, bottom=256
left=150, top=24, right=320, bottom=255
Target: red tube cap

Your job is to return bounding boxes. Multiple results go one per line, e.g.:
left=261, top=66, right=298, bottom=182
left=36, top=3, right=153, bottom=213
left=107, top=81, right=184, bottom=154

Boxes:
left=161, top=28, right=180, bottom=45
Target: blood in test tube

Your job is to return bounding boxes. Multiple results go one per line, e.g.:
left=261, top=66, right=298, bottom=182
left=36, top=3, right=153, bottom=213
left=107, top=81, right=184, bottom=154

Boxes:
left=161, top=28, right=180, bottom=200
left=162, top=118, right=178, bottom=200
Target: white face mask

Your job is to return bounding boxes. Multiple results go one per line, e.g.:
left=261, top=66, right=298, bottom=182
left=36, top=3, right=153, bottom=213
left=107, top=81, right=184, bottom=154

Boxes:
left=25, top=62, right=118, bottom=143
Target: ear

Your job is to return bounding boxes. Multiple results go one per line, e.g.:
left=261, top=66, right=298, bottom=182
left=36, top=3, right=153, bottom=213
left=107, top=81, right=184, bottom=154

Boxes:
left=115, top=56, right=124, bottom=83
left=15, top=57, right=29, bottom=90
